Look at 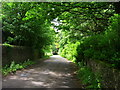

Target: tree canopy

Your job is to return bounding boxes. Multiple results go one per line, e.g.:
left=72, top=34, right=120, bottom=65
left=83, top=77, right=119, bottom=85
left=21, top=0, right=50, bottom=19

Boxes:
left=2, top=2, right=120, bottom=66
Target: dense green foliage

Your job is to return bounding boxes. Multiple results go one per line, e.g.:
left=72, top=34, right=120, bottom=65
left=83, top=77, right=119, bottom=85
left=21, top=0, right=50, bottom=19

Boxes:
left=2, top=2, right=56, bottom=57
left=56, top=3, right=120, bottom=68
left=59, top=14, right=120, bottom=68
left=60, top=41, right=80, bottom=62
left=76, top=14, right=120, bottom=67
left=3, top=2, right=119, bottom=60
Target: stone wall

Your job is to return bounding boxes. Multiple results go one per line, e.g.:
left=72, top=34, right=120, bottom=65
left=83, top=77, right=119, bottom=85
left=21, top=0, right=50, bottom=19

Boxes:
left=86, top=59, right=120, bottom=89
left=2, top=45, right=39, bottom=66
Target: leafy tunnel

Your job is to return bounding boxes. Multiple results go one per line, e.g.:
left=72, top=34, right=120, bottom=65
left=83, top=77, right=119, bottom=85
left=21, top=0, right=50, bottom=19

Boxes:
left=2, top=2, right=120, bottom=89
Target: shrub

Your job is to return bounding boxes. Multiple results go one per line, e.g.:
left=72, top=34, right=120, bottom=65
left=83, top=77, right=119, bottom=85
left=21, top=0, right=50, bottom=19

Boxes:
left=75, top=14, right=120, bottom=68
left=60, top=41, right=80, bottom=62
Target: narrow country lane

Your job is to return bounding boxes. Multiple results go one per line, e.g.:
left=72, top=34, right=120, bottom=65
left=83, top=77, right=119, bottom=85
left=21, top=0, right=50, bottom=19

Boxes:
left=2, top=55, right=82, bottom=88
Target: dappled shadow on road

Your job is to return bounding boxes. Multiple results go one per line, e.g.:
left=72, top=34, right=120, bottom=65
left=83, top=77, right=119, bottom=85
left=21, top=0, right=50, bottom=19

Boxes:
left=3, top=55, right=81, bottom=88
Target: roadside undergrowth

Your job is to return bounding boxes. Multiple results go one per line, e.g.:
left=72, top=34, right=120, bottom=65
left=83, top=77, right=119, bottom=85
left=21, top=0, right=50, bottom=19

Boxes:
left=76, top=62, right=102, bottom=89
left=2, top=59, right=35, bottom=76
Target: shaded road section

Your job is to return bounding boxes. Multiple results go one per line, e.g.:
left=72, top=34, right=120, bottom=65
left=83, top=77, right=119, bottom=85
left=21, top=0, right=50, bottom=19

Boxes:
left=2, top=55, right=82, bottom=88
